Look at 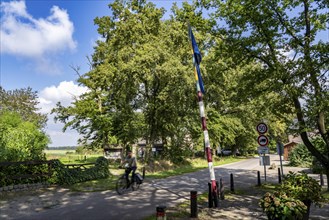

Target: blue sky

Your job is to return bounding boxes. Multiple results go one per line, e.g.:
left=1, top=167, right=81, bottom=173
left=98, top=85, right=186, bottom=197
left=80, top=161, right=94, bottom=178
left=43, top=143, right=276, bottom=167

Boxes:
left=0, top=0, right=186, bottom=147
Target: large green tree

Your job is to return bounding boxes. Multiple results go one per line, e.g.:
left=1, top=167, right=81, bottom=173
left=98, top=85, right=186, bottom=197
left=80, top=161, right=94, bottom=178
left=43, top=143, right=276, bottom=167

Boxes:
left=53, top=0, right=294, bottom=161
left=0, top=111, right=49, bottom=162
left=208, top=0, right=329, bottom=187
left=52, top=0, right=199, bottom=160
left=0, top=87, right=49, bottom=161
left=0, top=86, right=47, bottom=129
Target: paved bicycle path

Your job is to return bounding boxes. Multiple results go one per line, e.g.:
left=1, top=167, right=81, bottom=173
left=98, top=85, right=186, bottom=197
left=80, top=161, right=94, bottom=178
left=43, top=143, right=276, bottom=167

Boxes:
left=1, top=155, right=327, bottom=220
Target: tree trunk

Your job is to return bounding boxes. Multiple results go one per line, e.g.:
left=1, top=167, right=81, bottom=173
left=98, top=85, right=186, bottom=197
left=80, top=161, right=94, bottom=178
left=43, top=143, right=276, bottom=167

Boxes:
left=293, top=97, right=329, bottom=171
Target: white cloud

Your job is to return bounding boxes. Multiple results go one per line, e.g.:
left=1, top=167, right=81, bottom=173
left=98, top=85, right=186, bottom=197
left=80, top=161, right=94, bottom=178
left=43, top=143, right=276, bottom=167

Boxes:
left=37, top=81, right=88, bottom=147
left=38, top=80, right=88, bottom=114
left=0, top=0, right=77, bottom=57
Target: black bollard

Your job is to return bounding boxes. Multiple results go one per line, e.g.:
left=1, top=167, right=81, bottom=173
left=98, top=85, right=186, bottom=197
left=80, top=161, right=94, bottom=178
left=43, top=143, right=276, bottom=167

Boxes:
left=190, top=191, right=198, bottom=218
left=208, top=182, right=213, bottom=208
left=320, top=173, right=324, bottom=186
left=213, top=182, right=219, bottom=208
left=156, top=206, right=166, bottom=220
left=230, top=173, right=234, bottom=193
left=278, top=168, right=282, bottom=184
left=219, top=178, right=225, bottom=200
left=257, top=171, right=261, bottom=186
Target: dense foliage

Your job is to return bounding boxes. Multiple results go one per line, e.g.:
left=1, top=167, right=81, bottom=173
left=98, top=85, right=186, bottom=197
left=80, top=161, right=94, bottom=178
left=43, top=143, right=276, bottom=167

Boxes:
left=280, top=172, right=325, bottom=207
left=260, top=172, right=325, bottom=219
left=288, top=144, right=313, bottom=167
left=0, top=157, right=110, bottom=187
left=207, top=0, right=329, bottom=186
left=52, top=0, right=296, bottom=163
left=0, top=86, right=47, bottom=129
left=0, top=161, right=50, bottom=187
left=0, top=111, right=49, bottom=162
left=50, top=0, right=328, bottom=173
left=52, top=157, right=110, bottom=185
left=289, top=137, right=327, bottom=173
left=259, top=191, right=307, bottom=220
left=0, top=87, right=49, bottom=162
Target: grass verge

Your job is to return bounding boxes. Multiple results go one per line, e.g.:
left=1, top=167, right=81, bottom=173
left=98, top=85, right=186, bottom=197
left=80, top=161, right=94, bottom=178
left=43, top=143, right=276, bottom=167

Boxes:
left=67, top=156, right=246, bottom=192
left=146, top=156, right=246, bottom=179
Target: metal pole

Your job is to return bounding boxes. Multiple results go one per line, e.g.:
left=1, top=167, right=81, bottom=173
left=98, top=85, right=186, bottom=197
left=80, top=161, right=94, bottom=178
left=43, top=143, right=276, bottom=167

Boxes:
left=278, top=168, right=282, bottom=184
left=279, top=142, right=284, bottom=177
left=263, top=153, right=267, bottom=182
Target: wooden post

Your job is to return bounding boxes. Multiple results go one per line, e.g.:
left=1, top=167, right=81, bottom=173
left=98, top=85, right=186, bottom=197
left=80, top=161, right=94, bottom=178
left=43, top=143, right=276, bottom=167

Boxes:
left=156, top=206, right=166, bottom=220
left=190, top=191, right=198, bottom=218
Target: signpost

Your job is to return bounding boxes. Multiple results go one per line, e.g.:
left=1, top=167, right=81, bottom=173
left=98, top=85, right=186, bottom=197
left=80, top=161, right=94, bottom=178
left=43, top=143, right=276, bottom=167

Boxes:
left=277, top=142, right=284, bottom=177
left=256, top=122, right=269, bottom=182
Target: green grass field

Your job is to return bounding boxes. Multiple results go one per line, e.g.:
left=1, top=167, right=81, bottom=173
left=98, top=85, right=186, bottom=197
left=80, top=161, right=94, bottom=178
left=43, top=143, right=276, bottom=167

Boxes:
left=44, top=149, right=103, bottom=164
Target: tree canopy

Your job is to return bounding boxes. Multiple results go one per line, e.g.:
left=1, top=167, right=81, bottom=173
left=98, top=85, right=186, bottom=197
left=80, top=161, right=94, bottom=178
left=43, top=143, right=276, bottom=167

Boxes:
left=52, top=0, right=327, bottom=168
left=0, top=87, right=49, bottom=161
left=208, top=0, right=328, bottom=179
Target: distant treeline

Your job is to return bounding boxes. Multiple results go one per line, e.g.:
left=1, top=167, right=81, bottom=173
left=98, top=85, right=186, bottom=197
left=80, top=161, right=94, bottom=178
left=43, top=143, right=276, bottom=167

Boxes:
left=47, top=146, right=77, bottom=150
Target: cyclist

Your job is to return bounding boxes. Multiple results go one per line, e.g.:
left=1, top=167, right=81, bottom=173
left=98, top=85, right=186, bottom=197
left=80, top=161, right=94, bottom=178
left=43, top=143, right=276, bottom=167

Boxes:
left=121, top=150, right=137, bottom=187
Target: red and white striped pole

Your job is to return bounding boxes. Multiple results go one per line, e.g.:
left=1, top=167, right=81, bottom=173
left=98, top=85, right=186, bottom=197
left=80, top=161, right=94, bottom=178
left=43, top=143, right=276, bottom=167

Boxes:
left=197, top=89, right=217, bottom=201
left=188, top=25, right=218, bottom=204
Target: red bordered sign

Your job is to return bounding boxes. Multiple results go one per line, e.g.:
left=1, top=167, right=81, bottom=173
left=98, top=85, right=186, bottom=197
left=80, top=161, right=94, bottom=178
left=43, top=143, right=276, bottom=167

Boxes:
left=258, top=135, right=269, bottom=146
left=256, top=123, right=268, bottom=134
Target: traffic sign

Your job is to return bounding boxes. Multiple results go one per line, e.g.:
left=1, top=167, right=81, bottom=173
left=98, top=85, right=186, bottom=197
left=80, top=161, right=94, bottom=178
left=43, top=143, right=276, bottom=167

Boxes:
left=258, top=146, right=269, bottom=154
left=256, top=123, right=268, bottom=134
left=276, top=142, right=284, bottom=155
left=259, top=156, right=270, bottom=166
left=258, top=135, right=269, bottom=146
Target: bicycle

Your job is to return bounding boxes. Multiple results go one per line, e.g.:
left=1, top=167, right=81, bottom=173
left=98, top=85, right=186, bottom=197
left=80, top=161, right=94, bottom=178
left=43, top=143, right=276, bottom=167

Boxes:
left=116, top=165, right=144, bottom=195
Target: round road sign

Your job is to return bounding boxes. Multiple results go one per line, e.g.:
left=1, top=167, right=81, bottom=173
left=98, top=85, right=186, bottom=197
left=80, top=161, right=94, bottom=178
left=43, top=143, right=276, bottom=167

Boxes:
left=256, top=123, right=268, bottom=134
left=258, top=135, right=269, bottom=146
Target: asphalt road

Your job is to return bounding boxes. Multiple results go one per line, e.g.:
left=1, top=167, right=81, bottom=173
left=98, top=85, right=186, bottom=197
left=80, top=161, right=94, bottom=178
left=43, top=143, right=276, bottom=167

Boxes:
left=8, top=155, right=316, bottom=220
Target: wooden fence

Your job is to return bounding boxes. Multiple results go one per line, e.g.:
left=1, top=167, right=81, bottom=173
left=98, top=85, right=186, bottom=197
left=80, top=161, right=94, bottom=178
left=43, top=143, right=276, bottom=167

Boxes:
left=0, top=160, right=55, bottom=181
left=0, top=160, right=95, bottom=184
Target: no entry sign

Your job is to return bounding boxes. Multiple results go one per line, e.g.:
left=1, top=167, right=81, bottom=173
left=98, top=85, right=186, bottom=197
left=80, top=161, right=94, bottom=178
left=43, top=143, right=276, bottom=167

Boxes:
left=258, top=135, right=269, bottom=146
left=256, top=123, right=268, bottom=134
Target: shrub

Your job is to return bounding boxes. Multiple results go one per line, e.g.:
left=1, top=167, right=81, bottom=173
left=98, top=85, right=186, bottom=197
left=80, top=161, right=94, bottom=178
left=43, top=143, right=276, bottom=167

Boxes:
left=259, top=191, right=307, bottom=220
left=279, top=172, right=324, bottom=207
left=288, top=144, right=313, bottom=167
left=52, top=157, right=110, bottom=185
left=288, top=137, right=327, bottom=173
left=260, top=172, right=325, bottom=219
